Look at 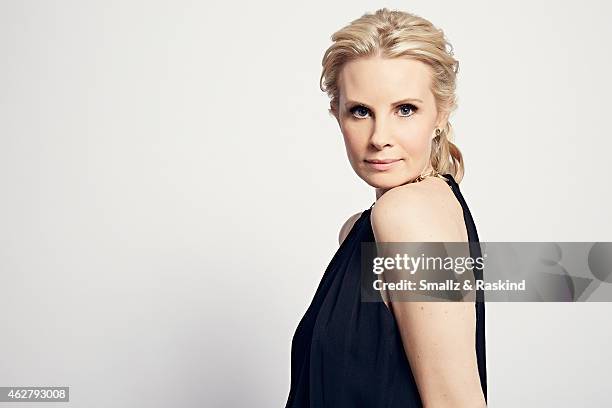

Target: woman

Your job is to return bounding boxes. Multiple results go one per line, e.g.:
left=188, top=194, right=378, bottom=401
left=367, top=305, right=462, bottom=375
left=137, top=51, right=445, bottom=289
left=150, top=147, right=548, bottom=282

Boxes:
left=285, top=8, right=487, bottom=408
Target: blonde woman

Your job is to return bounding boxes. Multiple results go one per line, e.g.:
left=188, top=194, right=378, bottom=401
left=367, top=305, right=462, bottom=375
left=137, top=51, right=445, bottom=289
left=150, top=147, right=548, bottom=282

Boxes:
left=285, top=8, right=487, bottom=408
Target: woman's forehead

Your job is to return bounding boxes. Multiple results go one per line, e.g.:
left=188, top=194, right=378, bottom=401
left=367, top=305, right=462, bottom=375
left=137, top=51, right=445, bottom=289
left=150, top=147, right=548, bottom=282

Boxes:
left=339, top=56, right=432, bottom=103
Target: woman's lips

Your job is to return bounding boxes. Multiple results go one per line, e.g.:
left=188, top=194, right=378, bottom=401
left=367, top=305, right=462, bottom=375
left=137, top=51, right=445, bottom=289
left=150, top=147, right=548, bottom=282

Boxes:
left=364, top=158, right=402, bottom=171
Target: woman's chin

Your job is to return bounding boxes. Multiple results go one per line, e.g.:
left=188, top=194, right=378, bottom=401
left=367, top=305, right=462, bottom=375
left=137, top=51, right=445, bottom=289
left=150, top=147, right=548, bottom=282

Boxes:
left=360, top=172, right=408, bottom=189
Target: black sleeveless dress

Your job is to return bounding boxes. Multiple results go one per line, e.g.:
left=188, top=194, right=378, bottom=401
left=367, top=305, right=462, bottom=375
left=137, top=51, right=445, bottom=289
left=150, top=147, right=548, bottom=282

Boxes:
left=285, top=174, right=487, bottom=407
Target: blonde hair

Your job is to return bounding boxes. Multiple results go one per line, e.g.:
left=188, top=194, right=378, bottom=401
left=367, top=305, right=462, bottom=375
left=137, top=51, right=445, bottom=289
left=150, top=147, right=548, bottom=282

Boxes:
left=320, top=8, right=465, bottom=182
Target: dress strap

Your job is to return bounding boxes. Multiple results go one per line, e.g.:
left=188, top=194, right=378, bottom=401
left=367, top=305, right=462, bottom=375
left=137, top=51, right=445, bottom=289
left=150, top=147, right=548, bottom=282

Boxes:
left=441, top=173, right=456, bottom=186
left=441, top=173, right=481, bottom=243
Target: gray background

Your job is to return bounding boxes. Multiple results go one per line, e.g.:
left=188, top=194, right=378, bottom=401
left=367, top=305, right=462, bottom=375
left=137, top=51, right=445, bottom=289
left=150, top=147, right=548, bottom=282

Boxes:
left=1, top=0, right=611, bottom=407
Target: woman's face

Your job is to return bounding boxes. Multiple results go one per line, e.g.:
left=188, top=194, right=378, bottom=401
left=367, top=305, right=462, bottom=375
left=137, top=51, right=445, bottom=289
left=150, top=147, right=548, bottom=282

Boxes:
left=332, top=56, right=448, bottom=192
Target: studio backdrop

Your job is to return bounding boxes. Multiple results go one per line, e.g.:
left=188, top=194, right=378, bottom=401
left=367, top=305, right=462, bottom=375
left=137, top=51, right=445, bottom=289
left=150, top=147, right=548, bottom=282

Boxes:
left=0, top=1, right=610, bottom=407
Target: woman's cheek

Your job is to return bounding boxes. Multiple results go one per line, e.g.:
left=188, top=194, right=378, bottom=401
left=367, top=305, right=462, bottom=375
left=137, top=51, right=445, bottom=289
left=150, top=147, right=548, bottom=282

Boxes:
left=342, top=126, right=367, bottom=152
left=342, top=120, right=361, bottom=137
left=340, top=131, right=360, bottom=165
left=398, top=132, right=431, bottom=157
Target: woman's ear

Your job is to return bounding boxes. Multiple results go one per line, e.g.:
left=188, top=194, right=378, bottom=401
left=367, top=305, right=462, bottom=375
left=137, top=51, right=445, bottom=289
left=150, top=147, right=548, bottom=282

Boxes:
left=329, top=102, right=343, bottom=132
left=435, top=111, right=450, bottom=132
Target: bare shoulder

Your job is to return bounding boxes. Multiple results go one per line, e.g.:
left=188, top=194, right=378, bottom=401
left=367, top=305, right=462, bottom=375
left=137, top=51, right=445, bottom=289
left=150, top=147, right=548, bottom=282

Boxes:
left=371, top=178, right=484, bottom=406
left=391, top=299, right=483, bottom=406
left=338, top=211, right=363, bottom=245
left=370, top=177, right=467, bottom=242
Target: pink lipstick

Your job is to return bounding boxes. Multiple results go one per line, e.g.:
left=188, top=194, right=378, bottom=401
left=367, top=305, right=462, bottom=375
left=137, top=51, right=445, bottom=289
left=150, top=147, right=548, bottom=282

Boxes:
left=364, top=158, right=402, bottom=171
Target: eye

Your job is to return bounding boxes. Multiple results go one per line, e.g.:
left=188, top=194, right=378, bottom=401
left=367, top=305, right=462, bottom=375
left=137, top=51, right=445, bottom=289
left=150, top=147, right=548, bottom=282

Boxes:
left=349, top=105, right=370, bottom=119
left=348, top=103, right=418, bottom=119
left=398, top=103, right=418, bottom=117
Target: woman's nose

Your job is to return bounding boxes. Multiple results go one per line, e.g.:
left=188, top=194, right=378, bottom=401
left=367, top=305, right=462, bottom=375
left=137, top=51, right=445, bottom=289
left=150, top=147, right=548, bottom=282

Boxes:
left=369, top=120, right=393, bottom=149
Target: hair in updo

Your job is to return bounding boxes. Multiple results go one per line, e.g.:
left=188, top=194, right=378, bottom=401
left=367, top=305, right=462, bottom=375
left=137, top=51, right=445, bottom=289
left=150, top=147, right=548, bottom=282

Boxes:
left=320, top=8, right=465, bottom=182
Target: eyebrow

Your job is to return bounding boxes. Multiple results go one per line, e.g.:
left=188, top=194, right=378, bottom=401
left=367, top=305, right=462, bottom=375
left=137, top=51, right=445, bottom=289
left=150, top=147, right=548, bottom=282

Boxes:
left=344, top=98, right=423, bottom=109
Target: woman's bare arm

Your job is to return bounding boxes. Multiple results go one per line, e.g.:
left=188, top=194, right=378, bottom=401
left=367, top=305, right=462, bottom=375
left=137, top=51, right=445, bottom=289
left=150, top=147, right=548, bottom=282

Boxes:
left=371, top=184, right=486, bottom=408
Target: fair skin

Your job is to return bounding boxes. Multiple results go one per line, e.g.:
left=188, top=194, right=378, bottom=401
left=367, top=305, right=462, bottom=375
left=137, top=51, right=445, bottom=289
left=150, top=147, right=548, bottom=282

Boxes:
left=333, top=55, right=486, bottom=408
